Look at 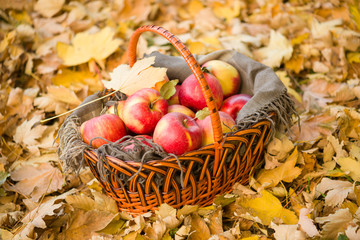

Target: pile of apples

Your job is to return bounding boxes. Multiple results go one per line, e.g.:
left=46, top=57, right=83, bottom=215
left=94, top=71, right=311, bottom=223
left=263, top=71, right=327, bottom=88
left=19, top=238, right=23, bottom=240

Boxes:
left=80, top=60, right=252, bottom=156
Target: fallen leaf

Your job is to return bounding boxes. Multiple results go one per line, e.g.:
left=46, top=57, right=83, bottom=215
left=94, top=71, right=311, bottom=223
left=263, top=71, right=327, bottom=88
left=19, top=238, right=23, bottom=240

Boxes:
left=57, top=27, right=122, bottom=66
left=102, top=56, right=167, bottom=95
left=316, top=177, right=353, bottom=207
left=34, top=0, right=65, bottom=18
left=254, top=30, right=293, bottom=68
left=270, top=222, right=306, bottom=240
left=211, top=0, right=241, bottom=22
left=345, top=225, right=360, bottom=240
left=255, top=148, right=302, bottom=188
left=336, top=157, right=360, bottom=182
left=188, top=213, right=211, bottom=240
left=237, top=190, right=298, bottom=225
left=298, top=208, right=320, bottom=238
left=18, top=189, right=76, bottom=239
left=315, top=208, right=353, bottom=239
left=5, top=162, right=65, bottom=202
left=13, top=114, right=47, bottom=147
left=59, top=209, right=116, bottom=239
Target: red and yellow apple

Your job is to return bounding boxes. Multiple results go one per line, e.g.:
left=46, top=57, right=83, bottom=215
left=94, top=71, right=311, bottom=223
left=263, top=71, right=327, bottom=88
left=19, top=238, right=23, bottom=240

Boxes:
left=153, top=112, right=202, bottom=155
left=220, top=94, right=252, bottom=121
left=123, top=135, right=153, bottom=151
left=122, top=88, right=168, bottom=135
left=108, top=100, right=126, bottom=120
left=179, top=72, right=223, bottom=111
left=202, top=60, right=241, bottom=98
left=167, top=85, right=181, bottom=105
left=168, top=104, right=195, bottom=118
left=80, top=114, right=127, bottom=149
left=196, top=111, right=236, bottom=146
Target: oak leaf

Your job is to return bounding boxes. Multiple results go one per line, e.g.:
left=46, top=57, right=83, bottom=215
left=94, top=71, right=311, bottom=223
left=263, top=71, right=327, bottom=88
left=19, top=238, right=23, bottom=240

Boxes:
left=13, top=114, right=47, bottom=147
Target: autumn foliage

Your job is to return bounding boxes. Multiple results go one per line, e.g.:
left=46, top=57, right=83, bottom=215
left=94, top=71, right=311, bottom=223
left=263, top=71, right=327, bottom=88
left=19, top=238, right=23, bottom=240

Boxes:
left=1, top=0, right=360, bottom=239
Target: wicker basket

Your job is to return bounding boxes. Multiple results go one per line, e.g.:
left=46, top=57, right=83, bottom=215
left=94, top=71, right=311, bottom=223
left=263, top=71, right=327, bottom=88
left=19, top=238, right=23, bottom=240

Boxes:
left=82, top=25, right=274, bottom=215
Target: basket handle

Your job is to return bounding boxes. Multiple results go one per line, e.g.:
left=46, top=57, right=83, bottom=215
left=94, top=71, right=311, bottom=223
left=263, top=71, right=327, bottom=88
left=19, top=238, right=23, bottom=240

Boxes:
left=128, top=25, right=223, bottom=148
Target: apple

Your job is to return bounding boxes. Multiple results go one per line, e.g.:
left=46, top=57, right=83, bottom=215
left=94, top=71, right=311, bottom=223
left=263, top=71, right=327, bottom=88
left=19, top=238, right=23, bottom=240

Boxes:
left=122, top=88, right=168, bottom=135
left=202, top=60, right=241, bottom=98
left=108, top=100, right=126, bottom=120
left=168, top=104, right=195, bottom=118
left=80, top=114, right=127, bottom=149
left=168, top=85, right=181, bottom=105
left=196, top=111, right=236, bottom=146
left=220, top=94, right=252, bottom=121
left=153, top=112, right=202, bottom=155
left=123, top=135, right=153, bottom=151
left=179, top=72, right=223, bottom=111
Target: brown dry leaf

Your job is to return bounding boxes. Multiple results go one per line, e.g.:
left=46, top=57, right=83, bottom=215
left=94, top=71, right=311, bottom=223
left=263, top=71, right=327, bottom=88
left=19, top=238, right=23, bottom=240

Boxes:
left=188, top=213, right=211, bottom=240
left=316, top=177, right=353, bottom=207
left=270, top=222, right=306, bottom=240
left=13, top=114, right=47, bottom=147
left=255, top=148, right=302, bottom=189
left=34, top=0, right=65, bottom=18
left=208, top=207, right=223, bottom=235
left=59, top=209, right=116, bottom=239
left=298, top=208, right=319, bottom=238
left=290, top=113, right=337, bottom=142
left=155, top=203, right=181, bottom=229
left=315, top=208, right=353, bottom=239
left=46, top=85, right=82, bottom=106
left=5, top=162, right=64, bottom=202
left=17, top=189, right=76, bottom=239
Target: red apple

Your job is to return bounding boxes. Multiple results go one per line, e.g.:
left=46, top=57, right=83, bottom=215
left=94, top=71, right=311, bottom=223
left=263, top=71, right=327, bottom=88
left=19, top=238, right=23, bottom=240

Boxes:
left=179, top=72, right=223, bottom=112
left=80, top=114, right=127, bottom=149
left=123, top=135, right=153, bottom=151
left=168, top=104, right=195, bottom=118
left=153, top=112, right=202, bottom=155
left=168, top=85, right=181, bottom=105
left=108, top=100, right=126, bottom=120
left=220, top=94, right=252, bottom=121
left=202, top=60, right=241, bottom=98
left=196, top=111, right=236, bottom=146
left=122, top=88, right=168, bottom=135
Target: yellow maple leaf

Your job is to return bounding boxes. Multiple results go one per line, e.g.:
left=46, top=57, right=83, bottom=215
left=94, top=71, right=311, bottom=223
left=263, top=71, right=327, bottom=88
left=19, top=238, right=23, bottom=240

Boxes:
left=52, top=69, right=103, bottom=93
left=102, top=56, right=167, bottom=95
left=254, top=30, right=293, bottom=68
left=211, top=0, right=241, bottom=22
left=238, top=190, right=298, bottom=225
left=336, top=157, right=360, bottom=182
left=255, top=147, right=302, bottom=188
left=56, top=27, right=122, bottom=66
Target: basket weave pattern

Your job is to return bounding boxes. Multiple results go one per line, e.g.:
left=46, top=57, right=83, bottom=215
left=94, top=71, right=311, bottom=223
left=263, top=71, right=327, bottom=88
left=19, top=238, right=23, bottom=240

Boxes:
left=82, top=25, right=273, bottom=215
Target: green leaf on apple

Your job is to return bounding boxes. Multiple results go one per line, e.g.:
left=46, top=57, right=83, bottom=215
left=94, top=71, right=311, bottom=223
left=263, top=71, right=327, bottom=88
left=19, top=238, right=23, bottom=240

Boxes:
left=160, top=79, right=179, bottom=100
left=195, top=107, right=209, bottom=120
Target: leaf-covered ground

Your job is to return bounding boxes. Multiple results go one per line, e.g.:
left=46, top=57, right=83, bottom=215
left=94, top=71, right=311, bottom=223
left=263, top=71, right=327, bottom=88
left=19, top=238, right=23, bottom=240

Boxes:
left=1, top=0, right=360, bottom=239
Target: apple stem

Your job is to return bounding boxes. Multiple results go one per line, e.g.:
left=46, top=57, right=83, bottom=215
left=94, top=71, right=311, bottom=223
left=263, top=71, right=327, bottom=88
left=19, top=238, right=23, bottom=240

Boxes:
left=201, top=66, right=210, bottom=73
left=150, top=98, right=160, bottom=109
